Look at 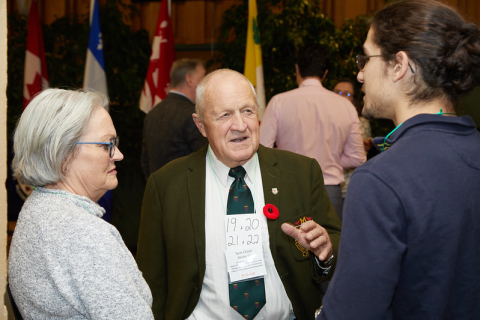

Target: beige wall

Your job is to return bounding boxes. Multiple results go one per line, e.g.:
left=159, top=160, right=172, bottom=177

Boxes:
left=1, top=0, right=8, bottom=318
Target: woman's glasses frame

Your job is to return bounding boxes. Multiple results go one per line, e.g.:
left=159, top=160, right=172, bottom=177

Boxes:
left=76, top=136, right=119, bottom=158
left=333, top=90, right=353, bottom=98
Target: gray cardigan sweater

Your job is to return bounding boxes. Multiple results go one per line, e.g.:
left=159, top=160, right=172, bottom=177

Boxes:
left=8, top=187, right=153, bottom=319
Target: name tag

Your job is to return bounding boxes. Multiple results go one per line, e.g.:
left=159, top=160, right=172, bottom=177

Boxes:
left=225, top=214, right=267, bottom=283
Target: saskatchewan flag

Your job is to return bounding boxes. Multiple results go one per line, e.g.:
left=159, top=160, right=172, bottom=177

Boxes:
left=244, top=0, right=266, bottom=120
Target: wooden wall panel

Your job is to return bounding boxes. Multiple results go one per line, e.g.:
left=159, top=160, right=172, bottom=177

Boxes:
left=176, top=49, right=214, bottom=62
left=75, top=0, right=91, bottom=20
left=173, top=1, right=206, bottom=44
left=321, top=0, right=334, bottom=22
left=365, top=0, right=385, bottom=16
left=322, top=0, right=385, bottom=26
left=204, top=0, right=215, bottom=44
left=7, top=0, right=480, bottom=45
left=333, top=0, right=345, bottom=27
left=8, top=0, right=32, bottom=16
left=42, top=0, right=67, bottom=24
left=444, top=0, right=480, bottom=23
left=209, top=0, right=238, bottom=42
left=344, top=0, right=370, bottom=22
left=138, top=1, right=162, bottom=42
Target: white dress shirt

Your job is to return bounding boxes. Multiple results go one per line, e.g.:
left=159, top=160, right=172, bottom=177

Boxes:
left=186, top=147, right=294, bottom=320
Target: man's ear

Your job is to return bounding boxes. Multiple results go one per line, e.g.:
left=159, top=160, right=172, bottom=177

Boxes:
left=393, top=51, right=411, bottom=82
left=192, top=113, right=207, bottom=137
left=321, top=69, right=328, bottom=82
left=295, top=64, right=303, bottom=86
left=185, top=72, right=195, bottom=87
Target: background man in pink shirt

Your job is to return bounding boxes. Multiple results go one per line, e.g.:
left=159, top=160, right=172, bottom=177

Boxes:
left=260, top=44, right=366, bottom=221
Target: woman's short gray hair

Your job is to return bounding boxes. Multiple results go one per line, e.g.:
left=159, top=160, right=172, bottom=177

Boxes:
left=12, top=88, right=109, bottom=186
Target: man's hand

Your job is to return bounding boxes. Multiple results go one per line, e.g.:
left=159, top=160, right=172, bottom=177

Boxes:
left=281, top=221, right=333, bottom=261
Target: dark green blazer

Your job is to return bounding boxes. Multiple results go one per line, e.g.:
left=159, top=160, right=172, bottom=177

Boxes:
left=136, top=144, right=341, bottom=320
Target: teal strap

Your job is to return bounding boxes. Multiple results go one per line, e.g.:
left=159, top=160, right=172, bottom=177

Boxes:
left=382, top=109, right=457, bottom=152
left=382, top=122, right=403, bottom=152
left=436, top=108, right=456, bottom=115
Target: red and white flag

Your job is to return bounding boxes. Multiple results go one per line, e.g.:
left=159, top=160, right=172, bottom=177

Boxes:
left=139, top=0, right=175, bottom=113
left=23, top=0, right=49, bottom=110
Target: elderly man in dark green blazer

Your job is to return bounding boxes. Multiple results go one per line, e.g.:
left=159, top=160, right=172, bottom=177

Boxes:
left=136, top=69, right=342, bottom=320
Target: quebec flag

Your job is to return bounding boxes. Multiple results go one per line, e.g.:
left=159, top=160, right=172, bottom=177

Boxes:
left=83, top=0, right=108, bottom=100
left=84, top=0, right=112, bottom=221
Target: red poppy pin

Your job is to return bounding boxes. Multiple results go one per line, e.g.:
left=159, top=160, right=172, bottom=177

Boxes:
left=263, top=204, right=279, bottom=220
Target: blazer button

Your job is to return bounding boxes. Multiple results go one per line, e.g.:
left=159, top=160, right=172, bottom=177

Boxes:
left=195, top=286, right=199, bottom=292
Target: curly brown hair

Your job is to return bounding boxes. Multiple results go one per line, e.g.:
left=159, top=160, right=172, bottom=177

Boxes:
left=371, top=0, right=480, bottom=109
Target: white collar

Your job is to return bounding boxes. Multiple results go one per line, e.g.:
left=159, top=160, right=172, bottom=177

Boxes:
left=169, top=90, right=194, bottom=104
left=299, top=78, right=323, bottom=87
left=208, top=146, right=257, bottom=187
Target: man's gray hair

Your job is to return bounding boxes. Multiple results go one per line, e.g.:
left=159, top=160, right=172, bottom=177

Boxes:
left=195, top=69, right=257, bottom=120
left=170, top=59, right=204, bottom=89
left=12, top=88, right=109, bottom=186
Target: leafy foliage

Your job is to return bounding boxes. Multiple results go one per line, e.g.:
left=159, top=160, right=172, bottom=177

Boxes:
left=7, top=11, right=27, bottom=141
left=213, top=0, right=370, bottom=101
left=98, top=0, right=151, bottom=173
left=7, top=0, right=150, bottom=246
left=8, top=0, right=150, bottom=166
left=213, top=0, right=394, bottom=137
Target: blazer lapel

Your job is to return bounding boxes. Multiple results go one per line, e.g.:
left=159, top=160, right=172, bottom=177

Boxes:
left=187, top=145, right=208, bottom=276
left=258, top=145, right=281, bottom=258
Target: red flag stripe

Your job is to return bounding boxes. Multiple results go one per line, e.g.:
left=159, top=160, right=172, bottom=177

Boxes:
left=23, top=0, right=49, bottom=110
left=138, top=0, right=175, bottom=113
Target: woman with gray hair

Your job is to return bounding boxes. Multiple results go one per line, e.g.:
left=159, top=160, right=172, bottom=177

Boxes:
left=8, top=89, right=154, bottom=319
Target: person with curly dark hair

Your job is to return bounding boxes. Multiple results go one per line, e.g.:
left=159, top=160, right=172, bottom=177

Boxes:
left=318, top=0, right=480, bottom=319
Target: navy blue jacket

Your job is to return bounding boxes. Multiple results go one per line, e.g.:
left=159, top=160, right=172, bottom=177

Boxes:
left=320, top=114, right=480, bottom=319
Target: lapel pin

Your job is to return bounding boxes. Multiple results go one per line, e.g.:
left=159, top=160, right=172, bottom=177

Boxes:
left=272, top=188, right=278, bottom=195
left=263, top=204, right=279, bottom=220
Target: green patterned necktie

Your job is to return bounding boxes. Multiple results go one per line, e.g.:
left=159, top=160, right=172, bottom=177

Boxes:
left=227, top=166, right=266, bottom=319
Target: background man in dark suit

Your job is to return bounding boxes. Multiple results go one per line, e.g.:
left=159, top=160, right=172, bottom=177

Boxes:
left=136, top=69, right=341, bottom=320
left=141, top=58, right=207, bottom=178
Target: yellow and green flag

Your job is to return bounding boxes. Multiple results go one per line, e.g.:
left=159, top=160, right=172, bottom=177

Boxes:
left=244, top=0, right=266, bottom=120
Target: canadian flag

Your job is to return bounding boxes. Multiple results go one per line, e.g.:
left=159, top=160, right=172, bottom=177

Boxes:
left=138, top=0, right=175, bottom=113
left=23, top=0, right=49, bottom=110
